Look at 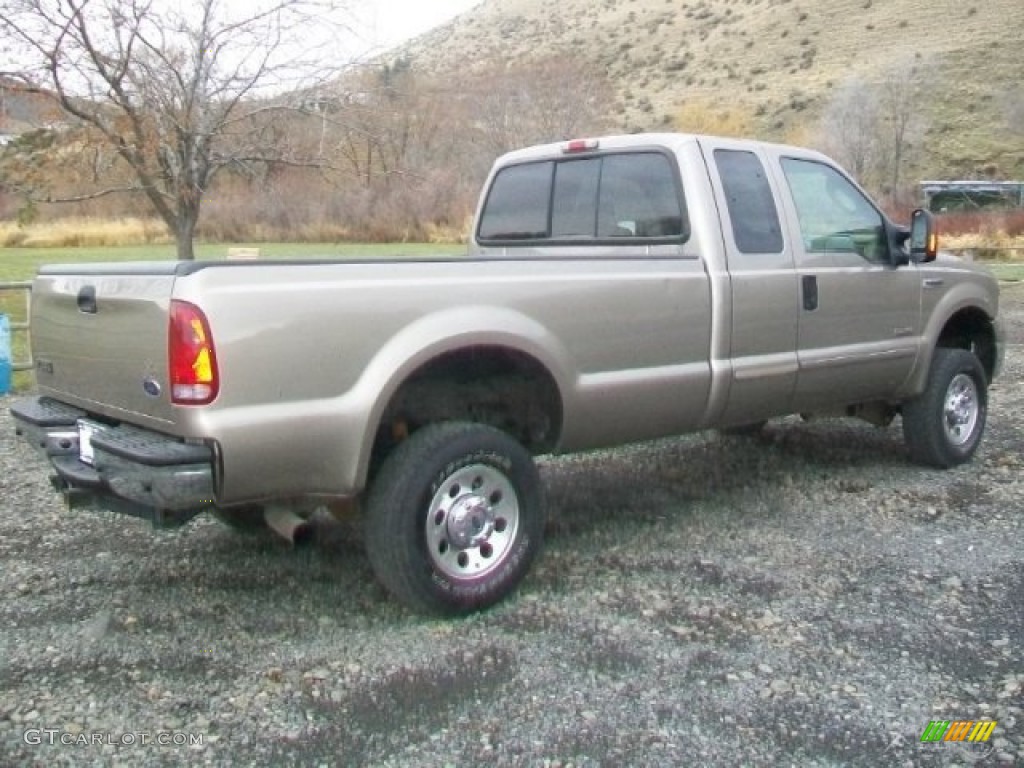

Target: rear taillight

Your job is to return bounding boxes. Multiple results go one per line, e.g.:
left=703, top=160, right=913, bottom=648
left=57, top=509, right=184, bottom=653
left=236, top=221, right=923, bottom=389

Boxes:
left=169, top=300, right=219, bottom=405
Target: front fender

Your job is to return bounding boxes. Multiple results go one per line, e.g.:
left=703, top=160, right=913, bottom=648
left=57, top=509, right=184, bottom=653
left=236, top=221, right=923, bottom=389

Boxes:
left=903, top=275, right=1001, bottom=398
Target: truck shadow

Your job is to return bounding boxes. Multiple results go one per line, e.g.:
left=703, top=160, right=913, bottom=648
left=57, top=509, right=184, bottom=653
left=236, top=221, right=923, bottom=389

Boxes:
left=201, top=419, right=912, bottom=610
left=540, top=419, right=909, bottom=540
left=166, top=418, right=920, bottom=621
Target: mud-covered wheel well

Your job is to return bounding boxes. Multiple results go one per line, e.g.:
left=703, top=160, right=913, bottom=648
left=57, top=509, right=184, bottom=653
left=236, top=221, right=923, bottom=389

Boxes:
left=937, top=308, right=998, bottom=383
left=370, top=347, right=563, bottom=475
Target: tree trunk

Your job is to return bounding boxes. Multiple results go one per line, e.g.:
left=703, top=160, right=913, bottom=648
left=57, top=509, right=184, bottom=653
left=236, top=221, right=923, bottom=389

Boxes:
left=174, top=209, right=199, bottom=261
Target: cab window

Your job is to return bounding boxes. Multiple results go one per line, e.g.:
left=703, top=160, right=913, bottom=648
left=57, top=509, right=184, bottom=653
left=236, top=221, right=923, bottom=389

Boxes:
left=714, top=149, right=784, bottom=254
left=598, top=154, right=687, bottom=238
left=552, top=159, right=601, bottom=238
left=478, top=151, right=688, bottom=244
left=477, top=161, right=553, bottom=240
left=781, top=158, right=887, bottom=262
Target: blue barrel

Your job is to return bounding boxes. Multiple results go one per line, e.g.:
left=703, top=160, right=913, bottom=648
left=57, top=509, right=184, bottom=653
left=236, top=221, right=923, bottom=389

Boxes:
left=0, top=314, right=11, bottom=395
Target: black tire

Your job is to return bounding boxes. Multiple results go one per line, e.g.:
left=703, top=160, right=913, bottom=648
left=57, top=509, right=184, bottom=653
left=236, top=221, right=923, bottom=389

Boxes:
left=364, top=422, right=545, bottom=615
left=902, top=348, right=988, bottom=469
left=211, top=504, right=267, bottom=534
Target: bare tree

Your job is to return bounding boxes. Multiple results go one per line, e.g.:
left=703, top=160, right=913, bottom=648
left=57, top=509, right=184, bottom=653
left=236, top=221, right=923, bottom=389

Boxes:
left=876, top=57, right=931, bottom=200
left=326, top=57, right=442, bottom=188
left=463, top=56, right=617, bottom=159
left=0, top=0, right=350, bottom=259
left=818, top=78, right=882, bottom=184
left=307, top=59, right=485, bottom=238
left=308, top=54, right=617, bottom=236
left=817, top=60, right=931, bottom=201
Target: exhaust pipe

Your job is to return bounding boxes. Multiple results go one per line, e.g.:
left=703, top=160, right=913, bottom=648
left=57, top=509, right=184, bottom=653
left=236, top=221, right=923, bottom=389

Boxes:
left=263, top=505, right=315, bottom=547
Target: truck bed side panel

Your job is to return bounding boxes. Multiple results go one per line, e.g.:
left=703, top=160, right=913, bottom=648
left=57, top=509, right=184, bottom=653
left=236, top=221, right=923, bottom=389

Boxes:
left=169, top=257, right=712, bottom=502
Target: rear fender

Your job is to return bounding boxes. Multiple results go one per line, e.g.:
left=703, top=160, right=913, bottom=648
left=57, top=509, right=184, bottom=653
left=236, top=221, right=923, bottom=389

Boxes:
left=348, top=306, right=574, bottom=490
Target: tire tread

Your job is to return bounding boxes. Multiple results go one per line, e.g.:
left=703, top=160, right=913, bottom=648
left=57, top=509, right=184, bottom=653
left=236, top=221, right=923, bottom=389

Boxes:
left=364, top=421, right=543, bottom=614
left=902, top=348, right=987, bottom=469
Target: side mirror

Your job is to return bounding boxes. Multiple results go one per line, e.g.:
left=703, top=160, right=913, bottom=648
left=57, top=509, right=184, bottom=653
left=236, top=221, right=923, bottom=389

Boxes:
left=909, top=209, right=938, bottom=263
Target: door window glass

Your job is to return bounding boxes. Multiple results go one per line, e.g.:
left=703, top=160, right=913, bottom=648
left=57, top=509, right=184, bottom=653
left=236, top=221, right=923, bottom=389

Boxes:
left=781, top=158, right=887, bottom=262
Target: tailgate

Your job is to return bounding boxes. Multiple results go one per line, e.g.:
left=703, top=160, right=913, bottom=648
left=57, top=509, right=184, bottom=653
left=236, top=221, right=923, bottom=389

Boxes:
left=31, top=262, right=180, bottom=429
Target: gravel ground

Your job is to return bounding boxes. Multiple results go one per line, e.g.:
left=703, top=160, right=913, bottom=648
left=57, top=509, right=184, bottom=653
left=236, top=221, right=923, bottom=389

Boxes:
left=1, top=284, right=1021, bottom=767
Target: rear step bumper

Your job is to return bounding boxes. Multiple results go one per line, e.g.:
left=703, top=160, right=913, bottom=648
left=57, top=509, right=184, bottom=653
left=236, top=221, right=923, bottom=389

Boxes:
left=10, top=396, right=215, bottom=527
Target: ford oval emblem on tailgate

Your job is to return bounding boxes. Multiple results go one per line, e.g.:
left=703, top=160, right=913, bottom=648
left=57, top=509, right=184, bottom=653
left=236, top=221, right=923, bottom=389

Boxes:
left=143, top=378, right=162, bottom=397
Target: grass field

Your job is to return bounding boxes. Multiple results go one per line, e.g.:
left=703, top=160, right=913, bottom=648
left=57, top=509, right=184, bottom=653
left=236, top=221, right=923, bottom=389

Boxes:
left=992, top=263, right=1024, bottom=282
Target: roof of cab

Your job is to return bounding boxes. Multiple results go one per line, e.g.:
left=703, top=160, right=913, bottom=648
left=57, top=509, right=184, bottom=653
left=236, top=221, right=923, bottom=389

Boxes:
left=493, top=132, right=832, bottom=168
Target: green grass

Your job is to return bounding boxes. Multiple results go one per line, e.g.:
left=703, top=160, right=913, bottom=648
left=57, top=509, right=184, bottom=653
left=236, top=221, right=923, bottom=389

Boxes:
left=991, top=263, right=1024, bottom=282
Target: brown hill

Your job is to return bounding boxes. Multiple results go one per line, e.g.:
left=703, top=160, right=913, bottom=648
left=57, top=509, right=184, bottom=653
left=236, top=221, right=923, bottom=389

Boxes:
left=0, top=78, right=58, bottom=135
left=399, top=0, right=1024, bottom=179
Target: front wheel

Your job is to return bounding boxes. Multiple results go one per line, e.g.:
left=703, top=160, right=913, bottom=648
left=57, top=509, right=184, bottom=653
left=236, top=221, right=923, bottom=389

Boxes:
left=902, top=348, right=988, bottom=469
left=364, top=422, right=545, bottom=615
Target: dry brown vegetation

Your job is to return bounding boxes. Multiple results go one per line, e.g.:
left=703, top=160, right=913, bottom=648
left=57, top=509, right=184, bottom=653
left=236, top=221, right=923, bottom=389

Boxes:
left=0, top=217, right=169, bottom=248
left=0, top=50, right=615, bottom=247
left=407, top=0, right=1024, bottom=179
left=940, top=210, right=1024, bottom=260
left=1, top=0, right=1021, bottom=247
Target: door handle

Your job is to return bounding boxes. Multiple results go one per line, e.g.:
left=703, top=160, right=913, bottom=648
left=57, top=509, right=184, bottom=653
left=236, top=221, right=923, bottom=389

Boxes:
left=77, top=285, right=97, bottom=314
left=802, top=275, right=818, bottom=311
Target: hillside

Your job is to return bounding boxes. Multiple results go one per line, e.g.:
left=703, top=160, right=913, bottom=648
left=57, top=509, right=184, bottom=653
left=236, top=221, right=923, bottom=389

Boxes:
left=0, top=79, right=57, bottom=136
left=400, top=0, right=1024, bottom=179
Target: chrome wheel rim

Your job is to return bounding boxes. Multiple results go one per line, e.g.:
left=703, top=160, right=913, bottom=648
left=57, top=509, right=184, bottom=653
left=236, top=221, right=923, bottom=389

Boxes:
left=425, top=464, right=520, bottom=581
left=943, top=373, right=980, bottom=447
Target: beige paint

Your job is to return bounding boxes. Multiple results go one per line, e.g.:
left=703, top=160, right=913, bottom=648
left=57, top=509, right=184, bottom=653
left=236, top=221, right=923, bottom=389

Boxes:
left=27, top=134, right=1004, bottom=506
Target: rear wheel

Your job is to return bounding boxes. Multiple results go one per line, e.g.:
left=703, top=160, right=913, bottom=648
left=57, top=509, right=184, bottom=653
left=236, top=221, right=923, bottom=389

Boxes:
left=364, top=422, right=545, bottom=615
left=902, top=348, right=988, bottom=468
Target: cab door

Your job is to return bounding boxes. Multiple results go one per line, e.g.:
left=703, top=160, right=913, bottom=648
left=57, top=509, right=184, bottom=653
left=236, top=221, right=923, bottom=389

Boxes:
left=702, top=139, right=800, bottom=426
left=775, top=156, right=923, bottom=409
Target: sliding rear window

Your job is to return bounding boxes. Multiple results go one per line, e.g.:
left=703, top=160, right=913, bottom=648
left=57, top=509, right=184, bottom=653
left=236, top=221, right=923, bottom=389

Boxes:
left=477, top=151, right=689, bottom=245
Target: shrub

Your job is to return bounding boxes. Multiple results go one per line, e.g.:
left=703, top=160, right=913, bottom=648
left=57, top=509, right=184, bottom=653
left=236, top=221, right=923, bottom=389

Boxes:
left=0, top=217, right=170, bottom=248
left=937, top=210, right=1024, bottom=260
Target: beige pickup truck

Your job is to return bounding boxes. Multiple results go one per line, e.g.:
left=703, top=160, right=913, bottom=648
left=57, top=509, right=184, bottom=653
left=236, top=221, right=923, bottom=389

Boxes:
left=10, top=133, right=1004, bottom=614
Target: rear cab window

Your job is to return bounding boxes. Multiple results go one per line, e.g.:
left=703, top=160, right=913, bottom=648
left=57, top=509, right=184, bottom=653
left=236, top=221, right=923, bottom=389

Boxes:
left=477, top=150, right=689, bottom=246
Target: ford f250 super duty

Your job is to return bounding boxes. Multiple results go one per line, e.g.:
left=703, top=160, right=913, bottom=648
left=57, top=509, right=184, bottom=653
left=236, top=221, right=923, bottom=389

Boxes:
left=10, top=133, right=1005, bottom=615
